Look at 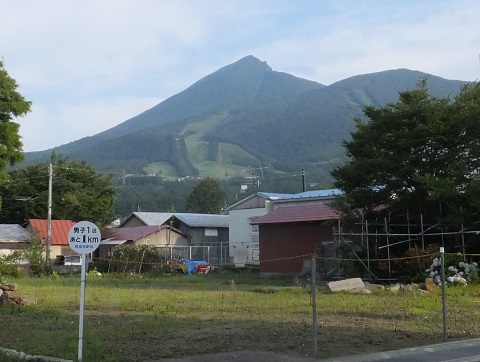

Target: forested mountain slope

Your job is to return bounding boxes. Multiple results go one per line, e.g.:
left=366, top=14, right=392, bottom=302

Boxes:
left=23, top=56, right=465, bottom=184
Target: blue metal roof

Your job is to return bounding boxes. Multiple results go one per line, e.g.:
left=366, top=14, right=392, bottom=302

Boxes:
left=258, top=188, right=342, bottom=200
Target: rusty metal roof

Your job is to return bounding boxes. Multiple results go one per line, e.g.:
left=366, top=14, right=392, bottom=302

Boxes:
left=251, top=204, right=340, bottom=225
left=28, top=219, right=76, bottom=245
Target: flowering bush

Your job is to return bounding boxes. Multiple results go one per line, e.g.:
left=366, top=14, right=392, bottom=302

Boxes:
left=426, top=257, right=478, bottom=286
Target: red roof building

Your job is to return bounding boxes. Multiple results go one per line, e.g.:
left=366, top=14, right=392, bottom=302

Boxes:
left=28, top=219, right=76, bottom=261
left=28, top=219, right=76, bottom=246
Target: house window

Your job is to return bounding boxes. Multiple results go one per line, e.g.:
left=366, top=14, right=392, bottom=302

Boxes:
left=205, top=228, right=218, bottom=237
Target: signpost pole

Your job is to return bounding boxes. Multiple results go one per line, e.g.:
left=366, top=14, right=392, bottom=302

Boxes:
left=440, top=246, right=447, bottom=341
left=68, top=220, right=101, bottom=362
left=78, top=254, right=87, bottom=361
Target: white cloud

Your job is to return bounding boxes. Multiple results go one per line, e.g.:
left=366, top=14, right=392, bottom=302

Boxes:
left=19, top=97, right=160, bottom=152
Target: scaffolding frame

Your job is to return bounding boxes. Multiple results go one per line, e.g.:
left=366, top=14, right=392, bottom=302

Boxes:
left=330, top=212, right=480, bottom=282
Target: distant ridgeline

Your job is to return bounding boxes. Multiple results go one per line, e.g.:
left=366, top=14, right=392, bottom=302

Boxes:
left=23, top=55, right=466, bottom=184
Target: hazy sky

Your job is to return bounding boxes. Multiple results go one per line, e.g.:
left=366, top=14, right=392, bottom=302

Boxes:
left=2, top=0, right=479, bottom=152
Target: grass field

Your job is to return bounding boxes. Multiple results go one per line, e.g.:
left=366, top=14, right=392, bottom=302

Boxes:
left=2, top=272, right=480, bottom=362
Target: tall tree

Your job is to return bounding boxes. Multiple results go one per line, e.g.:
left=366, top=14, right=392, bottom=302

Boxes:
left=332, top=80, right=480, bottom=227
left=186, top=178, right=225, bottom=214
left=0, top=60, right=31, bottom=205
left=0, top=155, right=116, bottom=227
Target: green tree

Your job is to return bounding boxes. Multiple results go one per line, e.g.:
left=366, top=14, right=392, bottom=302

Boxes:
left=186, top=178, right=225, bottom=213
left=0, top=59, right=31, bottom=202
left=332, top=80, right=480, bottom=226
left=0, top=154, right=116, bottom=227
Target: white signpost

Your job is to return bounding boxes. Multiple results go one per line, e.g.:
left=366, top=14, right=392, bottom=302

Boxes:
left=68, top=221, right=101, bottom=362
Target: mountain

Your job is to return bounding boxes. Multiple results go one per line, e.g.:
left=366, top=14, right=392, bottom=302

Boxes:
left=23, top=56, right=466, bottom=184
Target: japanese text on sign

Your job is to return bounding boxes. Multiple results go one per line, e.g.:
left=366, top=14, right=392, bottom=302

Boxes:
left=68, top=221, right=101, bottom=254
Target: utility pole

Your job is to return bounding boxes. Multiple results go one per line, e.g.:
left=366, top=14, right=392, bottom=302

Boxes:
left=302, top=169, right=306, bottom=192
left=46, top=163, right=53, bottom=265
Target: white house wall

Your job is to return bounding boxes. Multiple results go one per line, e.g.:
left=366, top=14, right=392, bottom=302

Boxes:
left=228, top=207, right=268, bottom=267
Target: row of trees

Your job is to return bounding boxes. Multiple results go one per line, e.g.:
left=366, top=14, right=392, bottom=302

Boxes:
left=0, top=154, right=116, bottom=226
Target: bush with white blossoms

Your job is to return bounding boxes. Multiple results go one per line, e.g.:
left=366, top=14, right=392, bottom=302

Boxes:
left=426, top=257, right=478, bottom=286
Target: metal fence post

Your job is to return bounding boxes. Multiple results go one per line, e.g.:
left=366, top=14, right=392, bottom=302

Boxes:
left=312, top=253, right=318, bottom=356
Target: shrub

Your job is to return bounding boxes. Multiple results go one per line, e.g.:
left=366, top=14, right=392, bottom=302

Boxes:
left=106, top=244, right=166, bottom=274
left=0, top=251, right=22, bottom=281
left=426, top=255, right=478, bottom=286
left=22, top=240, right=52, bottom=277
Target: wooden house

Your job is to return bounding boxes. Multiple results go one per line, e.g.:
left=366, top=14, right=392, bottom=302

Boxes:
left=99, top=225, right=187, bottom=259
left=120, top=212, right=229, bottom=263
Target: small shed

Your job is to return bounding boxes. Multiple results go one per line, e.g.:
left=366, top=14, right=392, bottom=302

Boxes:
left=252, top=204, right=341, bottom=274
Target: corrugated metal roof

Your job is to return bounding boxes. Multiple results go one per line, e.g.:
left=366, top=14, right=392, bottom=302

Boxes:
left=0, top=224, right=33, bottom=242
left=256, top=192, right=294, bottom=200
left=174, top=213, right=229, bottom=228
left=129, top=212, right=229, bottom=228
left=29, top=219, right=76, bottom=245
left=101, top=225, right=166, bottom=242
left=251, top=204, right=341, bottom=225
left=129, top=212, right=173, bottom=226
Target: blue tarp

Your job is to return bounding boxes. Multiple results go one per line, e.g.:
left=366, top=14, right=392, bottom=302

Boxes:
left=180, top=259, right=209, bottom=275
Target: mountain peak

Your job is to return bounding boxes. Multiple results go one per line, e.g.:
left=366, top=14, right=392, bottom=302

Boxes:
left=233, top=55, right=273, bottom=72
